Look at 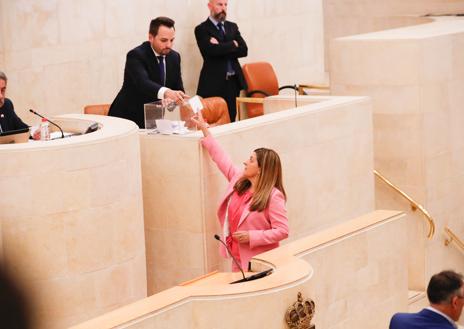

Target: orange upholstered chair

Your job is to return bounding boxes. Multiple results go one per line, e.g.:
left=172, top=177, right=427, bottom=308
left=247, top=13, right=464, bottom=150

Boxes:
left=237, top=62, right=329, bottom=120
left=84, top=104, right=110, bottom=116
left=239, top=62, right=297, bottom=119
left=200, top=97, right=230, bottom=126
left=180, top=96, right=230, bottom=128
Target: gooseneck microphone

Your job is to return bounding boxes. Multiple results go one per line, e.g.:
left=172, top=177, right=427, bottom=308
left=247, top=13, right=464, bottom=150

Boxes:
left=29, top=109, right=64, bottom=139
left=214, top=234, right=245, bottom=280
left=294, top=84, right=298, bottom=108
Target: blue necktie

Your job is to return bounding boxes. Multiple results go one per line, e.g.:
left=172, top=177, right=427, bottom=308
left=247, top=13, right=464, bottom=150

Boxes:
left=157, top=56, right=165, bottom=86
left=217, top=23, right=234, bottom=75
left=217, top=22, right=225, bottom=39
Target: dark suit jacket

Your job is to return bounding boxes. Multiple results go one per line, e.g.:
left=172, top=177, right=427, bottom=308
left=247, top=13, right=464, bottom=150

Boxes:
left=0, top=98, right=29, bottom=132
left=109, top=41, right=184, bottom=128
left=195, top=18, right=248, bottom=97
left=389, top=308, right=456, bottom=329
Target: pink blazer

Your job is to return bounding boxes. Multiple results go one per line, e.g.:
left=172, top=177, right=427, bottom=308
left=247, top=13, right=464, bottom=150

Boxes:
left=201, top=135, right=289, bottom=270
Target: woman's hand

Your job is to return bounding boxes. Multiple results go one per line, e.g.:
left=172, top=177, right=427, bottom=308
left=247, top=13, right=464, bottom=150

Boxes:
left=191, top=111, right=210, bottom=137
left=233, top=231, right=250, bottom=244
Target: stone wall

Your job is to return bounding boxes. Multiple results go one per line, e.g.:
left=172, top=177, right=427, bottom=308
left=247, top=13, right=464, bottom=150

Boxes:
left=323, top=0, right=464, bottom=71
left=330, top=19, right=464, bottom=288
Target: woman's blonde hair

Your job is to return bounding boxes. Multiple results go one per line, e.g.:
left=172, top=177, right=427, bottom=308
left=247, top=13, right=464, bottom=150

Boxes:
left=234, top=148, right=286, bottom=212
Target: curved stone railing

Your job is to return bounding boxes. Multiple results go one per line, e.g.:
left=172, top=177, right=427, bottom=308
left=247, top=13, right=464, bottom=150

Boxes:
left=0, top=114, right=146, bottom=328
left=70, top=209, right=406, bottom=329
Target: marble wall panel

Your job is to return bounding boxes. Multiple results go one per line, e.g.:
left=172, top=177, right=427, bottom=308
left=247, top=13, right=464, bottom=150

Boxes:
left=3, top=0, right=60, bottom=51
left=331, top=20, right=464, bottom=288
left=0, top=116, right=146, bottom=328
left=304, top=216, right=408, bottom=328
left=420, top=36, right=454, bottom=84
left=378, top=171, right=424, bottom=266
left=2, top=213, right=68, bottom=281
left=323, top=0, right=463, bottom=71
left=331, top=39, right=421, bottom=86
left=451, top=33, right=464, bottom=80
left=332, top=84, right=421, bottom=114
left=145, top=228, right=206, bottom=293
left=58, top=1, right=106, bottom=43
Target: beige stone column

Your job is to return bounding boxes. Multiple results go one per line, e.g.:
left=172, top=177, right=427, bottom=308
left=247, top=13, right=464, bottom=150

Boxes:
left=0, top=115, right=147, bottom=328
left=330, top=19, right=464, bottom=288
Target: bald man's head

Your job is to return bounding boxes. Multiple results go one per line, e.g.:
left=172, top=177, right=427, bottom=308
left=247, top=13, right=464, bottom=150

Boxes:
left=208, top=0, right=227, bottom=22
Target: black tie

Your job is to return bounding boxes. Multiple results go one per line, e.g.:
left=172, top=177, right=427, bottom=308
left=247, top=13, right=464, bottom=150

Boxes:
left=217, top=23, right=234, bottom=75
left=217, top=22, right=225, bottom=39
left=157, top=56, right=165, bottom=86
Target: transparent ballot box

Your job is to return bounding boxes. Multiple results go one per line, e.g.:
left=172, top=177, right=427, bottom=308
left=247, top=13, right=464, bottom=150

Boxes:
left=144, top=99, right=198, bottom=133
left=144, top=100, right=168, bottom=130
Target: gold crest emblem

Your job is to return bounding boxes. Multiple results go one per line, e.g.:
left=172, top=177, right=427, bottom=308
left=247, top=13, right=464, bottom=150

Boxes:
left=285, top=292, right=315, bottom=329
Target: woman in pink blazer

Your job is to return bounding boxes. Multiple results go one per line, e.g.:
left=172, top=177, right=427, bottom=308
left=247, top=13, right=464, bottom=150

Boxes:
left=194, top=115, right=289, bottom=271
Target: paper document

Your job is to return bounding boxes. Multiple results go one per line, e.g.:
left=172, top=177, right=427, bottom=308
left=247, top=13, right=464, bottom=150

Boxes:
left=188, top=95, right=203, bottom=113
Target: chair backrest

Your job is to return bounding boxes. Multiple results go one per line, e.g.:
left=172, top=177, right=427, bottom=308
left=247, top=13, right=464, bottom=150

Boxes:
left=179, top=97, right=230, bottom=128
left=200, top=97, right=230, bottom=126
left=84, top=104, right=110, bottom=116
left=242, top=62, right=280, bottom=96
left=242, top=62, right=279, bottom=118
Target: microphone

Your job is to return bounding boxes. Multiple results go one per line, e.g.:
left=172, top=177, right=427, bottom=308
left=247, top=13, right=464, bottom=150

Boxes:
left=214, top=234, right=274, bottom=284
left=214, top=234, right=246, bottom=280
left=29, top=109, right=64, bottom=139
left=294, top=84, right=298, bottom=108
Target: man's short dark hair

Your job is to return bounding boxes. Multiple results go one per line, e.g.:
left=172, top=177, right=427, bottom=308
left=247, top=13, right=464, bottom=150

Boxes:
left=149, top=17, right=175, bottom=37
left=427, top=270, right=464, bottom=304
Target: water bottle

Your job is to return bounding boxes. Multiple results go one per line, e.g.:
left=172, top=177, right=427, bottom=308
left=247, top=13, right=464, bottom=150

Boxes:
left=40, top=118, right=50, bottom=141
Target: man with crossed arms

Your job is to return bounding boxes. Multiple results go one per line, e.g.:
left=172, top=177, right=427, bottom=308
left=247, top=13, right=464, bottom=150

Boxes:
left=195, top=0, right=248, bottom=122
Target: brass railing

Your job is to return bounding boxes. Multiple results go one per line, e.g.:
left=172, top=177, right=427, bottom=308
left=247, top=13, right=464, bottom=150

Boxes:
left=444, top=227, right=464, bottom=253
left=374, top=170, right=435, bottom=239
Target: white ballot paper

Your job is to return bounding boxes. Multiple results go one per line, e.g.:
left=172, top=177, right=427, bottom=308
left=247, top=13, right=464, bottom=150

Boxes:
left=188, top=95, right=204, bottom=114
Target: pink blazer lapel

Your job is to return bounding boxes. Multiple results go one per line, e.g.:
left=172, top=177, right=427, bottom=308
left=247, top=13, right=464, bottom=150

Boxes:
left=218, top=182, right=237, bottom=226
left=238, top=200, right=252, bottom=227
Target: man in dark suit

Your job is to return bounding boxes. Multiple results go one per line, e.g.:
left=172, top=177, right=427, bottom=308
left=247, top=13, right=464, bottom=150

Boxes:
left=0, top=71, right=29, bottom=133
left=109, top=17, right=186, bottom=128
left=195, top=0, right=248, bottom=122
left=390, top=270, right=464, bottom=329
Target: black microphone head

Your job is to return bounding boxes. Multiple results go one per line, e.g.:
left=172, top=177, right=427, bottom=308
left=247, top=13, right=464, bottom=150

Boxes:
left=214, top=234, right=220, bottom=240
left=29, top=109, right=34, bottom=113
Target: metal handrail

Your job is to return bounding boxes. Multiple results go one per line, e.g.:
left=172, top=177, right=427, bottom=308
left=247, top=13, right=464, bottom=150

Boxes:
left=374, top=170, right=435, bottom=239
left=444, top=227, right=464, bottom=253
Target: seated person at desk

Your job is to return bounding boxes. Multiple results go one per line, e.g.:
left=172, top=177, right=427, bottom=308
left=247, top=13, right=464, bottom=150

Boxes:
left=109, top=17, right=187, bottom=128
left=0, top=71, right=28, bottom=133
